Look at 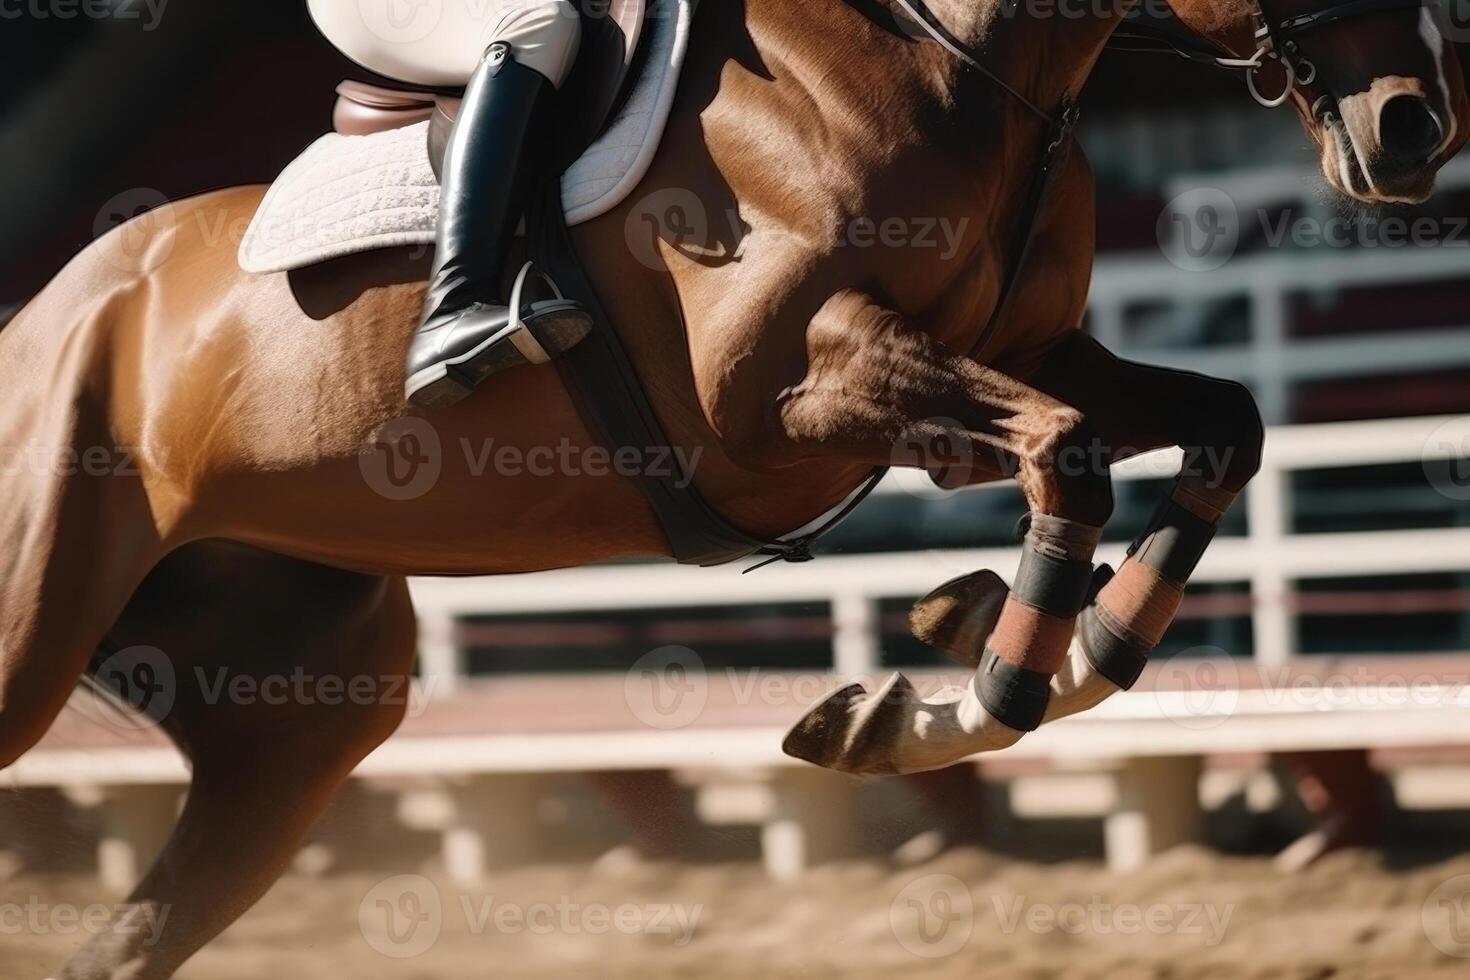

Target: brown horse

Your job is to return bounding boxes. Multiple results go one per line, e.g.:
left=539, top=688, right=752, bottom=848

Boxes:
left=2, top=0, right=1465, bottom=975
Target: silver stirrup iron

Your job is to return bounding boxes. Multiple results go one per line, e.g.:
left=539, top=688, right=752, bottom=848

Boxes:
left=506, top=261, right=560, bottom=365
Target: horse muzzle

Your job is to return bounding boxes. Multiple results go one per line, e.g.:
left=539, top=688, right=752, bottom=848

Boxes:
left=1324, top=81, right=1455, bottom=205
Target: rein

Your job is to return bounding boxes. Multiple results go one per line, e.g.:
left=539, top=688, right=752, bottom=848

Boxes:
left=889, top=0, right=1082, bottom=362
left=889, top=0, right=1058, bottom=124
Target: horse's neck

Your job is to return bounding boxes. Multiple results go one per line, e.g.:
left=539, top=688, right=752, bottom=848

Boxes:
left=919, top=0, right=1126, bottom=111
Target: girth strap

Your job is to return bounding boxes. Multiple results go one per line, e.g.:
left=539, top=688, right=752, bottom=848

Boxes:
left=529, top=178, right=888, bottom=568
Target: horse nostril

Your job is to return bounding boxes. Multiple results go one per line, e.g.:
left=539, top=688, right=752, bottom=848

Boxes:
left=1379, top=95, right=1444, bottom=166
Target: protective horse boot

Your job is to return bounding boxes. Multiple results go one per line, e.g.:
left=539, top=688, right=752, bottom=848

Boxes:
left=406, top=42, right=594, bottom=409
left=1042, top=565, right=1149, bottom=724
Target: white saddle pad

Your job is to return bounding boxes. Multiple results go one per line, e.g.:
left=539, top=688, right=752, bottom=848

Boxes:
left=239, top=0, right=693, bottom=275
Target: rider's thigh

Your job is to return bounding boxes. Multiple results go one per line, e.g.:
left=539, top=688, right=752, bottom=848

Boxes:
left=307, top=0, right=582, bottom=88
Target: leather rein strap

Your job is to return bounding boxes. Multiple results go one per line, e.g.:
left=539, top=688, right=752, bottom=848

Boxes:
left=1269, top=0, right=1435, bottom=39
left=889, top=0, right=1081, bottom=360
left=889, top=0, right=1056, bottom=124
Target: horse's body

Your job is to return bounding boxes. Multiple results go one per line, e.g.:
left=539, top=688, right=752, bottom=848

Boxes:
left=2, top=0, right=1464, bottom=976
left=17, top=0, right=1094, bottom=574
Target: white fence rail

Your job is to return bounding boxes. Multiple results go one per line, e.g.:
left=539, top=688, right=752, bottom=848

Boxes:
left=1092, top=156, right=1470, bottom=425
left=410, top=414, right=1470, bottom=690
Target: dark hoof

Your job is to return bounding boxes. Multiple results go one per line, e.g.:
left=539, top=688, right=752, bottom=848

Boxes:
left=910, top=569, right=1008, bottom=669
left=782, top=682, right=868, bottom=769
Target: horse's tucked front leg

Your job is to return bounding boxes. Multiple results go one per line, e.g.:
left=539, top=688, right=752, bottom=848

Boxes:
left=759, top=291, right=1112, bottom=775
left=1041, top=474, right=1240, bottom=723
left=1030, top=333, right=1265, bottom=723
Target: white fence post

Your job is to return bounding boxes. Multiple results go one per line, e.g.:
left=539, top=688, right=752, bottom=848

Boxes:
left=1105, top=756, right=1205, bottom=872
left=416, top=610, right=462, bottom=698
left=1248, top=460, right=1296, bottom=668
left=832, top=592, right=881, bottom=677
left=762, top=769, right=860, bottom=880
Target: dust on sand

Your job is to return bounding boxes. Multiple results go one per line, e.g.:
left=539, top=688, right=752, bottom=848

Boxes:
left=4, top=847, right=1469, bottom=979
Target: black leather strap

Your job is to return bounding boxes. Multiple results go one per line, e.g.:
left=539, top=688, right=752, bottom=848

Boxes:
left=975, top=648, right=1051, bottom=732
left=1108, top=21, right=1227, bottom=65
left=889, top=0, right=1080, bottom=361
left=1109, top=0, right=1434, bottom=65
left=530, top=176, right=885, bottom=567
left=1079, top=606, right=1150, bottom=691
left=967, top=103, right=1079, bottom=359
left=889, top=0, right=1054, bottom=123
left=1271, top=0, right=1433, bottom=40
left=530, top=181, right=773, bottom=566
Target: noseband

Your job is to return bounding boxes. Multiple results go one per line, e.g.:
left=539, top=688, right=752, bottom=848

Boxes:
left=1114, top=0, right=1439, bottom=108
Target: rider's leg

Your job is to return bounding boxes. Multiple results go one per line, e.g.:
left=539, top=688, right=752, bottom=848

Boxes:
left=407, top=0, right=594, bottom=409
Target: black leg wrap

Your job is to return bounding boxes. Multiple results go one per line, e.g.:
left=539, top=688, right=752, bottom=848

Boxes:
left=1079, top=605, right=1150, bottom=691
left=976, top=649, right=1051, bottom=732
left=1012, top=543, right=1094, bottom=618
left=1129, top=499, right=1218, bottom=585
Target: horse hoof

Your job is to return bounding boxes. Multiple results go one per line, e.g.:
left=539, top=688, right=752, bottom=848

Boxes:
left=784, top=673, right=932, bottom=776
left=909, top=569, right=1008, bottom=669
left=782, top=682, right=870, bottom=770
left=786, top=671, right=1032, bottom=776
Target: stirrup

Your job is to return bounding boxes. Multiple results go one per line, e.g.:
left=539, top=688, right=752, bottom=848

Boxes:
left=505, top=261, right=566, bottom=365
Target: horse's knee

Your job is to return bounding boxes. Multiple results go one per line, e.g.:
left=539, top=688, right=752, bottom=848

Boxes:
left=1019, top=410, right=1116, bottom=527
left=1190, top=380, right=1264, bottom=491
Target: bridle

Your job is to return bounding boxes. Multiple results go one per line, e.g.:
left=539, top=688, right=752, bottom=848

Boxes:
left=1113, top=0, right=1439, bottom=108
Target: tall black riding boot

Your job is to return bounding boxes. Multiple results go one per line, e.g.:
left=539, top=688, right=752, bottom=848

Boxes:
left=406, top=42, right=593, bottom=409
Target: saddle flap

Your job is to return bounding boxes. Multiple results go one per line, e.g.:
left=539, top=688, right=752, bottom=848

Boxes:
left=241, top=0, right=695, bottom=275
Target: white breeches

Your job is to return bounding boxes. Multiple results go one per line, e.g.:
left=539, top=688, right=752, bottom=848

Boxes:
left=308, top=0, right=582, bottom=89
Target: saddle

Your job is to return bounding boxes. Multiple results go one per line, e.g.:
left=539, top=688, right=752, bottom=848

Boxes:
left=333, top=0, right=649, bottom=174
left=299, top=0, right=816, bottom=567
